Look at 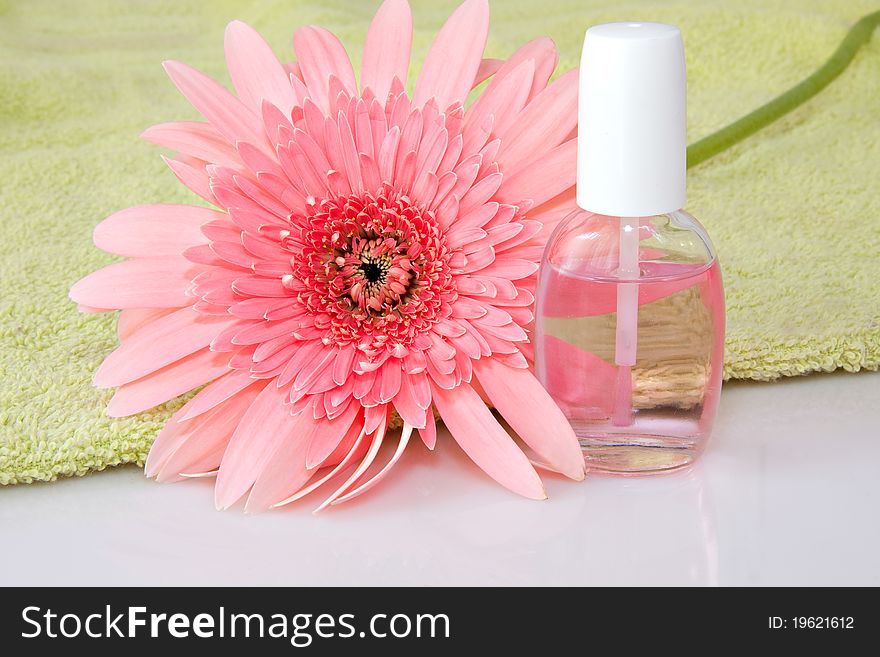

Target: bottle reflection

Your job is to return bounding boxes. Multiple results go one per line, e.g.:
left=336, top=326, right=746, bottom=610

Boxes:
left=425, top=461, right=717, bottom=586
left=576, top=466, right=718, bottom=585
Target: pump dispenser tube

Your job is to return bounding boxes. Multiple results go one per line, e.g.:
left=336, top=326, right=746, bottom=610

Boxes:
left=612, top=216, right=640, bottom=427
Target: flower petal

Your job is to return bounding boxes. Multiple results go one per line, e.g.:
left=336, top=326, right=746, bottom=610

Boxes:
left=378, top=360, right=402, bottom=403
left=432, top=381, right=546, bottom=499
left=145, top=403, right=214, bottom=481
left=225, top=20, right=298, bottom=116
left=413, top=0, right=489, bottom=110
left=305, top=400, right=360, bottom=469
left=471, top=257, right=538, bottom=280
left=361, top=0, right=412, bottom=103
left=474, top=358, right=585, bottom=481
left=332, top=422, right=413, bottom=505
left=315, top=411, right=388, bottom=511
left=496, top=69, right=579, bottom=172
left=293, top=25, right=356, bottom=113
left=272, top=419, right=369, bottom=508
left=245, top=413, right=319, bottom=513
left=69, top=257, right=201, bottom=310
left=117, top=307, right=176, bottom=341
left=106, top=348, right=231, bottom=417
left=392, top=371, right=429, bottom=428
left=94, top=307, right=236, bottom=388
left=473, top=58, right=503, bottom=87
left=145, top=380, right=258, bottom=478
left=214, top=382, right=303, bottom=509
left=151, top=382, right=263, bottom=482
left=496, top=138, right=576, bottom=207
left=141, top=122, right=242, bottom=168
left=93, top=204, right=220, bottom=257
left=162, top=60, right=267, bottom=149
left=179, top=368, right=259, bottom=420
left=493, top=37, right=558, bottom=101
left=163, top=155, right=216, bottom=204
left=465, top=59, right=534, bottom=137
left=419, top=408, right=437, bottom=450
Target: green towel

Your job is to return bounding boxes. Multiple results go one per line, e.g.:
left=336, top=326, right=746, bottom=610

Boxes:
left=1, top=0, right=878, bottom=485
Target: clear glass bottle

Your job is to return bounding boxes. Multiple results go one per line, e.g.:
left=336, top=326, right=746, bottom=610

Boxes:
left=535, top=209, right=724, bottom=474
left=534, top=22, right=725, bottom=474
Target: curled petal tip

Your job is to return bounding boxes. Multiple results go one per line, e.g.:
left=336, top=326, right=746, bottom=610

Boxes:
left=312, top=498, right=332, bottom=514
left=91, top=370, right=109, bottom=389
left=242, top=499, right=263, bottom=515
left=562, top=466, right=587, bottom=483
left=214, top=489, right=235, bottom=512
left=523, top=480, right=548, bottom=501
left=179, top=470, right=219, bottom=479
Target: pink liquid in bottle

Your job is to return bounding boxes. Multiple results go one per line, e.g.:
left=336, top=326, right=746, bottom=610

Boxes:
left=535, top=210, right=725, bottom=474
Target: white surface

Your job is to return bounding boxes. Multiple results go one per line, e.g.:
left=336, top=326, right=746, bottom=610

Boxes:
left=2, top=371, right=879, bottom=586
left=578, top=22, right=686, bottom=216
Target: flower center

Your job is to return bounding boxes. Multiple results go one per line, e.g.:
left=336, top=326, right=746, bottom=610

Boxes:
left=287, top=187, right=457, bottom=350
left=359, top=259, right=385, bottom=285
left=335, top=233, right=415, bottom=313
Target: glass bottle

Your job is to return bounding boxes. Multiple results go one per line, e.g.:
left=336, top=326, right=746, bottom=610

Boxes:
left=535, top=209, right=724, bottom=474
left=534, top=22, right=725, bottom=474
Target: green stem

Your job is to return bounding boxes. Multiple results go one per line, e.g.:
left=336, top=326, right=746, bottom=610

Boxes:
left=686, top=9, right=880, bottom=169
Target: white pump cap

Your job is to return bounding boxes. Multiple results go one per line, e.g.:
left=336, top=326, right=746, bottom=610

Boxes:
left=577, top=22, right=687, bottom=216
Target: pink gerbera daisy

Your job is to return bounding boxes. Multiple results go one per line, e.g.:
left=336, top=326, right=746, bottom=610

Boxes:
left=70, top=0, right=583, bottom=511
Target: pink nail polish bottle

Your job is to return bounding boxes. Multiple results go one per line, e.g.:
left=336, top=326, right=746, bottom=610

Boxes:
left=535, top=22, right=725, bottom=474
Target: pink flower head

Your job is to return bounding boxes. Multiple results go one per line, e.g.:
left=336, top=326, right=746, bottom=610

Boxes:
left=70, top=0, right=583, bottom=511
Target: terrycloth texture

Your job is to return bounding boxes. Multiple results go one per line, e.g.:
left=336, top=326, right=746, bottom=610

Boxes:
left=1, top=0, right=878, bottom=485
